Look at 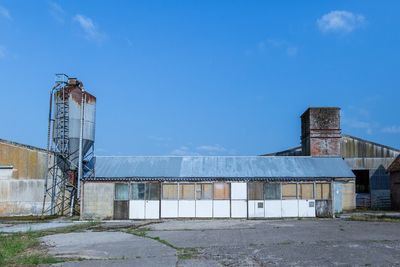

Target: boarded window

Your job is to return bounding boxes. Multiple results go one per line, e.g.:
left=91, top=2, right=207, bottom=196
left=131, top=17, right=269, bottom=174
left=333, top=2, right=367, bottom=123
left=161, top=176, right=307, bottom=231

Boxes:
left=195, top=183, right=213, bottom=200
left=316, top=183, right=331, bottom=199
left=299, top=183, right=314, bottom=199
left=214, top=183, right=230, bottom=200
left=248, top=182, right=264, bottom=200
left=282, top=183, right=297, bottom=199
left=146, top=183, right=160, bottom=200
left=162, top=183, right=178, bottom=200
left=130, top=183, right=145, bottom=200
left=179, top=184, right=195, bottom=200
left=264, top=183, right=281, bottom=200
left=115, top=183, right=129, bottom=200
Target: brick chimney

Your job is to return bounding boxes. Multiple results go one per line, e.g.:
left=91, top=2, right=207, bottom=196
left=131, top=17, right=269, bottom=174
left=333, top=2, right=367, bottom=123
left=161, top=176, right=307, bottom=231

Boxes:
left=301, top=107, right=341, bottom=156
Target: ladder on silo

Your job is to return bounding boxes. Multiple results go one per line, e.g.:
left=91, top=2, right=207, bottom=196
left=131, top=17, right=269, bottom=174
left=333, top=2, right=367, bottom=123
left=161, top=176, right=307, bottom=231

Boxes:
left=42, top=74, right=76, bottom=216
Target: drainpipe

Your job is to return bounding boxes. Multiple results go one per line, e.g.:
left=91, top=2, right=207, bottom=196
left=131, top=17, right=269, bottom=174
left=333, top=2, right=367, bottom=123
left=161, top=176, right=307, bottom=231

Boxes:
left=76, top=90, right=86, bottom=215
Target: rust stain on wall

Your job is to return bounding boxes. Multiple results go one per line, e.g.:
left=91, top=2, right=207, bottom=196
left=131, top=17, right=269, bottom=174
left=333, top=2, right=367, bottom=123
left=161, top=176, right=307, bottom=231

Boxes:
left=0, top=140, right=48, bottom=179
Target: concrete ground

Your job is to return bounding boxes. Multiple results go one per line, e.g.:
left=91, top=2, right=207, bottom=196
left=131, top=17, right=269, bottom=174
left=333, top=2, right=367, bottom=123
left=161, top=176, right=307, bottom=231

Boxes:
left=36, top=218, right=400, bottom=266
left=40, top=231, right=176, bottom=267
left=0, top=221, right=80, bottom=233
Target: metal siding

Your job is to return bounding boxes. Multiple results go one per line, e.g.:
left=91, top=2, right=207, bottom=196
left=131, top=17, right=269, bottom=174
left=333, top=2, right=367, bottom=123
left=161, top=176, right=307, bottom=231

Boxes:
left=94, top=156, right=355, bottom=180
left=371, top=190, right=391, bottom=209
left=341, top=135, right=400, bottom=158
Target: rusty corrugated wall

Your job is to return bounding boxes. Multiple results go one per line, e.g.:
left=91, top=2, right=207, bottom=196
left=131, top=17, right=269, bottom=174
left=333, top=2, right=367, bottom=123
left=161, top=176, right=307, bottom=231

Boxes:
left=0, top=139, right=48, bottom=179
left=341, top=135, right=399, bottom=158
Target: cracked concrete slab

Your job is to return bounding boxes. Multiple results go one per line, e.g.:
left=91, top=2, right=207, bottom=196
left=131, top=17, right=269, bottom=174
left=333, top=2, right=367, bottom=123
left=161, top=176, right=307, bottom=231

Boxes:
left=146, top=219, right=400, bottom=266
left=40, top=231, right=177, bottom=267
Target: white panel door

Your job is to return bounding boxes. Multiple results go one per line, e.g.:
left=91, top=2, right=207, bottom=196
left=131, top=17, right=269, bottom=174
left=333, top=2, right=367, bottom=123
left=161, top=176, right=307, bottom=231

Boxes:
left=213, top=200, right=230, bottom=218
left=161, top=200, right=178, bottom=218
left=265, top=200, right=282, bottom=218
left=179, top=200, right=196, bottom=217
left=145, top=201, right=160, bottom=219
left=298, top=200, right=316, bottom=217
left=231, top=200, right=247, bottom=218
left=196, top=200, right=213, bottom=218
left=129, top=200, right=145, bottom=219
left=281, top=200, right=298, bottom=217
left=231, top=183, right=247, bottom=200
left=248, top=200, right=264, bottom=218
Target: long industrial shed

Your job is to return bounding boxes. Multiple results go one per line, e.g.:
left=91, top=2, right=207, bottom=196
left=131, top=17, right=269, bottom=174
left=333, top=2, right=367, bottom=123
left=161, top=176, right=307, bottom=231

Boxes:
left=81, top=156, right=355, bottom=220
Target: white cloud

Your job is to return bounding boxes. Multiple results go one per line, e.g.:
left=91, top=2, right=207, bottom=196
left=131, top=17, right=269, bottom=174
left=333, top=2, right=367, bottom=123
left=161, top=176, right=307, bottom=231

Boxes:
left=73, top=14, right=105, bottom=42
left=382, top=126, right=400, bottom=134
left=317, top=10, right=365, bottom=33
left=0, top=5, right=11, bottom=20
left=49, top=2, right=66, bottom=23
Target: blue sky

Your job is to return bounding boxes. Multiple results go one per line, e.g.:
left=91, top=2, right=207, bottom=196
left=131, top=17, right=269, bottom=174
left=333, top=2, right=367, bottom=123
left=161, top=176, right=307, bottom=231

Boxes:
left=0, top=1, right=399, bottom=156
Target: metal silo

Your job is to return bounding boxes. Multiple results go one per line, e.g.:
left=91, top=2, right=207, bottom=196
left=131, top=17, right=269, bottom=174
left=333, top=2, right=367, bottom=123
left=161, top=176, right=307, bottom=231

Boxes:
left=54, top=78, right=96, bottom=169
left=43, top=74, right=96, bottom=216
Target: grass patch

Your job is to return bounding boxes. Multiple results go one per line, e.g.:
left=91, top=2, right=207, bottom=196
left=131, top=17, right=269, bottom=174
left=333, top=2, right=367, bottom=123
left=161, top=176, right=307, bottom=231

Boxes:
left=0, top=231, right=62, bottom=266
left=177, top=248, right=198, bottom=260
left=126, top=227, right=198, bottom=260
left=0, top=222, right=99, bottom=266
left=125, top=227, right=150, bottom=237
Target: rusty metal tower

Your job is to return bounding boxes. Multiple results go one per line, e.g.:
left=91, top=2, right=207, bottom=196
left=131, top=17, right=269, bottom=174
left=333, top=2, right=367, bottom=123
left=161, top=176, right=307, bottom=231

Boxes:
left=42, top=74, right=96, bottom=216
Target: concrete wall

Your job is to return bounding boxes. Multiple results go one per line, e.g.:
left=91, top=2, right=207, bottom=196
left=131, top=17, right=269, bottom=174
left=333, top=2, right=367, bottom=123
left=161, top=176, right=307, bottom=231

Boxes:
left=0, top=140, right=50, bottom=216
left=0, top=179, right=47, bottom=216
left=82, top=182, right=114, bottom=220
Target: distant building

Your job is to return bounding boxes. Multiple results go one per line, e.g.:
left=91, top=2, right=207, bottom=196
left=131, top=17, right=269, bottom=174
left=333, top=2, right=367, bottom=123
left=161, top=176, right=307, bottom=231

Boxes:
left=263, top=107, right=400, bottom=209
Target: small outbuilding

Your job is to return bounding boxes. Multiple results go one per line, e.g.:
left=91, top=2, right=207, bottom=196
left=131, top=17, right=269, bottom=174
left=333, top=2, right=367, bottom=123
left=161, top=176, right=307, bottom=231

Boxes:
left=82, top=156, right=355, bottom=220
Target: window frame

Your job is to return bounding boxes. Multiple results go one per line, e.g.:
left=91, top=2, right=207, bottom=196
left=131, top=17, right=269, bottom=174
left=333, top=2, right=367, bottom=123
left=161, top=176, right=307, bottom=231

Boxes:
left=298, top=183, right=314, bottom=200
left=281, top=183, right=297, bottom=200
left=213, top=182, right=231, bottom=200
left=315, top=182, right=331, bottom=200
left=162, top=183, right=179, bottom=200
left=195, top=183, right=213, bottom=200
left=114, top=183, right=129, bottom=201
left=179, top=183, right=196, bottom=200
left=264, top=182, right=282, bottom=200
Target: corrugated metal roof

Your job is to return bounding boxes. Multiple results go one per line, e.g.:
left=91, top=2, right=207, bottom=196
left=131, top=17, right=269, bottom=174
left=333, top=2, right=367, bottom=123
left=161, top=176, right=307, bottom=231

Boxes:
left=93, top=156, right=355, bottom=180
